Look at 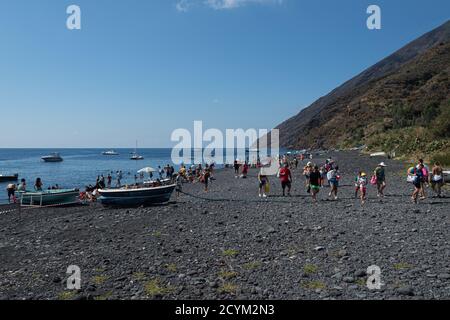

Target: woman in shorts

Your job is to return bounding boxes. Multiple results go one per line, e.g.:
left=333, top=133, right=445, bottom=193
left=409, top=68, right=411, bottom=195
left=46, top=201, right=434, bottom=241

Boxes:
left=411, top=164, right=424, bottom=204
left=358, top=172, right=368, bottom=204
left=309, top=166, right=322, bottom=203
left=327, top=166, right=340, bottom=200
left=258, top=171, right=269, bottom=198
left=430, top=162, right=444, bottom=198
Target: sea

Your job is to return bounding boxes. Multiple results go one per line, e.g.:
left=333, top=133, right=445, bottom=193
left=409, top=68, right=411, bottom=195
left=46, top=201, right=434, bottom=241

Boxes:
left=0, top=148, right=183, bottom=204
left=0, top=148, right=283, bottom=204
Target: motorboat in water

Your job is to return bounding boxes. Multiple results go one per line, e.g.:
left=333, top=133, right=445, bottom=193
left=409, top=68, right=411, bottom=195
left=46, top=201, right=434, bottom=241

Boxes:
left=98, top=183, right=176, bottom=207
left=18, top=189, right=79, bottom=206
left=0, top=173, right=19, bottom=182
left=130, top=153, right=144, bottom=160
left=41, top=152, right=63, bottom=162
left=102, top=150, right=119, bottom=156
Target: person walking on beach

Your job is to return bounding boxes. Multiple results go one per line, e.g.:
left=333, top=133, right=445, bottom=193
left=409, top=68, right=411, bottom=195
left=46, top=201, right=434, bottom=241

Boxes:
left=34, top=178, right=43, bottom=191
left=430, top=162, right=444, bottom=198
left=411, top=164, right=424, bottom=204
left=417, top=159, right=429, bottom=200
left=319, top=166, right=326, bottom=187
left=242, top=162, right=249, bottom=179
left=327, top=166, right=340, bottom=200
left=6, top=183, right=16, bottom=203
left=303, top=162, right=313, bottom=193
left=354, top=171, right=362, bottom=198
left=357, top=172, right=368, bottom=204
left=279, top=163, right=292, bottom=196
left=202, top=166, right=211, bottom=192
left=234, top=160, right=240, bottom=176
left=309, top=166, right=321, bottom=203
left=374, top=162, right=387, bottom=198
left=258, top=170, right=269, bottom=198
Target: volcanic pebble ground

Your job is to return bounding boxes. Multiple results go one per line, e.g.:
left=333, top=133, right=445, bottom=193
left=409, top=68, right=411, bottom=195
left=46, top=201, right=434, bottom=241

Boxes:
left=0, top=151, right=449, bottom=300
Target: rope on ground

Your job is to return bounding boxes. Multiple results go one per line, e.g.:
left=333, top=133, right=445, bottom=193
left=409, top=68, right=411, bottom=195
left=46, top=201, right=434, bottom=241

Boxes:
left=178, top=190, right=306, bottom=203
left=178, top=190, right=449, bottom=204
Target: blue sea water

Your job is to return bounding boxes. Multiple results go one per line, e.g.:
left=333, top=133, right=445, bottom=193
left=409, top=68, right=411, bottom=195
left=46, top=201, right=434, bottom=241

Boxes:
left=0, top=148, right=282, bottom=204
left=0, top=148, right=180, bottom=204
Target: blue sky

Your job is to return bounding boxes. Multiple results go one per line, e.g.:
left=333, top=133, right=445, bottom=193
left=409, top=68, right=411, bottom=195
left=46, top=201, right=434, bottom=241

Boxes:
left=0, top=0, right=448, bottom=148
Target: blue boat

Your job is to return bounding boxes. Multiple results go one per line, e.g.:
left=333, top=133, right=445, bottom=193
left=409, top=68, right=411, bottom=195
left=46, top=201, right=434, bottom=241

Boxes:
left=98, top=184, right=176, bottom=207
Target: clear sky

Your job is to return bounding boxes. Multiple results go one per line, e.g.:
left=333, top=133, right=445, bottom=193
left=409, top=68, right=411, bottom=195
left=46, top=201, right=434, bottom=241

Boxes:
left=0, top=0, right=449, bottom=148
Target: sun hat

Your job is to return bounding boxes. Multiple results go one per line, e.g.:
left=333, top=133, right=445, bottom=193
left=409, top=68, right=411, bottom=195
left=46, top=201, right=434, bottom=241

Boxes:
left=379, top=162, right=387, bottom=167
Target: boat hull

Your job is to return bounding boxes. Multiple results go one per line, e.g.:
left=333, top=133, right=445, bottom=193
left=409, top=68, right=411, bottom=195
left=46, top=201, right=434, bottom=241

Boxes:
left=98, top=184, right=176, bottom=207
left=19, top=189, right=79, bottom=206
left=0, top=174, right=18, bottom=182
left=102, top=151, right=119, bottom=155
left=41, top=157, right=63, bottom=162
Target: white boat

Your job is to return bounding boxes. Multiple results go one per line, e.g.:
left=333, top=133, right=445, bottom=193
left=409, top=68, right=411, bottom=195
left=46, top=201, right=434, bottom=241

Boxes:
left=130, top=141, right=144, bottom=160
left=370, top=152, right=388, bottom=157
left=19, top=189, right=79, bottom=206
left=41, top=153, right=63, bottom=162
left=102, top=150, right=119, bottom=156
left=131, top=154, right=144, bottom=160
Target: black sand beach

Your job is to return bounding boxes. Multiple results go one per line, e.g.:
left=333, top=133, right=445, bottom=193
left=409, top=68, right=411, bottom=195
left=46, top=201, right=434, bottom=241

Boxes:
left=0, top=151, right=449, bottom=300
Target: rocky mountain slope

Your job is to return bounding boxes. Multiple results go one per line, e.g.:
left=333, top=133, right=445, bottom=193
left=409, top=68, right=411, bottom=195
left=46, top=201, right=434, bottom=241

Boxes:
left=276, top=20, right=450, bottom=163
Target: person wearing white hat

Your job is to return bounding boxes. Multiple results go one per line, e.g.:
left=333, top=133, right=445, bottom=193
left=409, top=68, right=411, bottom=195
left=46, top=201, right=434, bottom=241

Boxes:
left=303, top=162, right=313, bottom=193
left=374, top=162, right=387, bottom=197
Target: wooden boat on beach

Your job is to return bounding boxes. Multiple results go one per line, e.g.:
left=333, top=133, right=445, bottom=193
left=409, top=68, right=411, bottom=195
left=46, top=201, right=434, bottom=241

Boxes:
left=98, top=184, right=176, bottom=207
left=0, top=173, right=18, bottom=182
left=18, top=189, right=79, bottom=206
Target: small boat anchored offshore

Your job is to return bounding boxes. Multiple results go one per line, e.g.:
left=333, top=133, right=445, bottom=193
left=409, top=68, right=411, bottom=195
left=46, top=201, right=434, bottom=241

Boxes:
left=41, top=152, right=63, bottom=162
left=0, top=173, right=19, bottom=182
left=102, top=150, right=119, bottom=156
left=130, top=140, right=144, bottom=160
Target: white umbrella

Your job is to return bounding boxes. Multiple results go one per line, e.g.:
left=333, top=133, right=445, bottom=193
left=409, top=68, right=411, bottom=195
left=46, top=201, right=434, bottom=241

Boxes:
left=138, top=167, right=156, bottom=174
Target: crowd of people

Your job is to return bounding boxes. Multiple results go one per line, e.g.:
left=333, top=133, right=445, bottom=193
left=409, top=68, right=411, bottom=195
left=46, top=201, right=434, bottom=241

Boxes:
left=409, top=159, right=444, bottom=203
left=232, top=154, right=446, bottom=204
left=4, top=178, right=62, bottom=204
left=177, top=163, right=214, bottom=192
left=4, top=155, right=446, bottom=205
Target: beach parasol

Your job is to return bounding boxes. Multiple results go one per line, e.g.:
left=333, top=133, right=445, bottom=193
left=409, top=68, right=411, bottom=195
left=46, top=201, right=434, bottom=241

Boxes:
left=138, top=167, right=157, bottom=173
